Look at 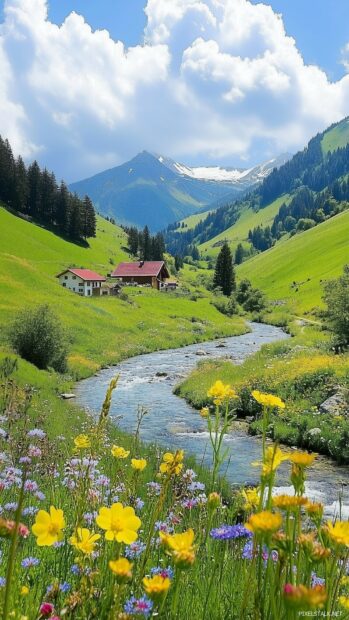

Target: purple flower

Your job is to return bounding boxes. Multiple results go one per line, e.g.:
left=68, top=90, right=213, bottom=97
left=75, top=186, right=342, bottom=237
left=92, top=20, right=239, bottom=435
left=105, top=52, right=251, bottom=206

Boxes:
left=35, top=491, right=45, bottom=501
left=83, top=511, right=97, bottom=525
left=182, top=498, right=198, bottom=509
left=188, top=481, right=205, bottom=492
left=21, top=557, right=40, bottom=569
left=22, top=506, right=38, bottom=517
left=24, top=480, right=38, bottom=493
left=311, top=572, right=325, bottom=587
left=4, top=502, right=18, bottom=512
left=125, top=541, right=147, bottom=559
left=27, top=429, right=46, bottom=439
left=19, top=457, right=32, bottom=465
left=146, top=481, right=161, bottom=496
left=150, top=566, right=174, bottom=579
left=211, top=524, right=253, bottom=540
left=135, top=498, right=145, bottom=511
left=28, top=445, right=42, bottom=458
left=0, top=577, right=6, bottom=587
left=242, top=540, right=254, bottom=560
left=124, top=596, right=153, bottom=617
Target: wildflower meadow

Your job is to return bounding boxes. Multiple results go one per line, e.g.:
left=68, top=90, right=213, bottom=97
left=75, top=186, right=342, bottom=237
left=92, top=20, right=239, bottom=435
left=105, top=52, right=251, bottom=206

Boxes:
left=0, top=364, right=349, bottom=619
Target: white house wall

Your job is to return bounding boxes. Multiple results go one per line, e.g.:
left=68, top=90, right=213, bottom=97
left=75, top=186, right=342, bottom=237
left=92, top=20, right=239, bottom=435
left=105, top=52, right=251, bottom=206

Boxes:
left=58, top=273, right=103, bottom=297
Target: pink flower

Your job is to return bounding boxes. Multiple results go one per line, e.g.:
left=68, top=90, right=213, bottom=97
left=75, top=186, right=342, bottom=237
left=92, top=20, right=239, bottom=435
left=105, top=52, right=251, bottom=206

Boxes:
left=39, top=602, right=54, bottom=617
left=284, top=584, right=294, bottom=595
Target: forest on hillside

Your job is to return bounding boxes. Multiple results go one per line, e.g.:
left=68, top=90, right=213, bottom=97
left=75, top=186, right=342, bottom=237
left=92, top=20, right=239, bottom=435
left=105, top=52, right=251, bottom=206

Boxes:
left=0, top=136, right=96, bottom=241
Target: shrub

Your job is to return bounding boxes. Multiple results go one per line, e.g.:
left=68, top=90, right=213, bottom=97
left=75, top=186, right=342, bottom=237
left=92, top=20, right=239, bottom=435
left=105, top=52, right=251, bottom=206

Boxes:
left=322, top=265, right=349, bottom=349
left=9, top=305, right=68, bottom=372
left=212, top=295, right=238, bottom=317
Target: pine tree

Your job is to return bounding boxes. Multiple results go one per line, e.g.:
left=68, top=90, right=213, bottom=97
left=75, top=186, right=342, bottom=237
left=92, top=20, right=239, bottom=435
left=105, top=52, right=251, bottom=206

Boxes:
left=27, top=161, right=41, bottom=219
left=81, top=196, right=96, bottom=239
left=14, top=156, right=28, bottom=212
left=40, top=169, right=57, bottom=225
left=128, top=227, right=139, bottom=256
left=69, top=194, right=82, bottom=240
left=55, top=181, right=70, bottom=234
left=141, top=225, right=151, bottom=261
left=0, top=138, right=16, bottom=206
left=213, top=242, right=235, bottom=296
left=152, top=233, right=165, bottom=260
left=234, top=243, right=244, bottom=265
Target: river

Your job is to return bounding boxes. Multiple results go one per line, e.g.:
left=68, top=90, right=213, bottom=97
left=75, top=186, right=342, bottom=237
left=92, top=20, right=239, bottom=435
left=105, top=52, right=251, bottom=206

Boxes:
left=75, top=322, right=349, bottom=516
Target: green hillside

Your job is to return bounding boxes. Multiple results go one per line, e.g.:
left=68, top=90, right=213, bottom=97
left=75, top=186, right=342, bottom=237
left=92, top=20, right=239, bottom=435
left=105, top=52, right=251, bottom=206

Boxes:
left=0, top=207, right=245, bottom=376
left=199, top=195, right=290, bottom=257
left=176, top=209, right=213, bottom=232
left=238, top=209, right=349, bottom=313
left=322, top=117, right=349, bottom=153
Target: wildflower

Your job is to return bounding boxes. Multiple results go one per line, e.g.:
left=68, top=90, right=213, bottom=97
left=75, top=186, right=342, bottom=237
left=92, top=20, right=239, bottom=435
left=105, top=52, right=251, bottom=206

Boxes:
left=150, top=566, right=174, bottom=579
left=24, top=480, right=39, bottom=493
left=70, top=528, right=101, bottom=555
left=0, top=578, right=5, bottom=587
left=0, top=519, right=29, bottom=538
left=124, top=596, right=153, bottom=617
left=283, top=584, right=327, bottom=610
left=252, top=390, right=285, bottom=409
left=135, top=498, right=145, bottom=511
left=246, top=511, right=282, bottom=535
left=241, top=488, right=260, bottom=511
left=272, top=495, right=308, bottom=511
left=253, top=446, right=288, bottom=479
left=159, top=451, right=184, bottom=476
left=109, top=557, right=133, bottom=583
left=32, top=507, right=65, bottom=546
left=326, top=521, right=349, bottom=547
left=125, top=541, right=146, bottom=559
left=74, top=434, right=91, bottom=449
left=160, top=528, right=195, bottom=568
left=39, top=603, right=55, bottom=617
left=131, top=458, right=147, bottom=472
left=208, top=492, right=220, bottom=509
left=21, top=585, right=30, bottom=596
left=111, top=445, right=130, bottom=459
left=200, top=407, right=209, bottom=418
left=210, top=524, right=253, bottom=540
left=27, top=429, right=46, bottom=439
left=289, top=452, right=316, bottom=468
left=143, top=575, right=171, bottom=601
left=306, top=501, right=324, bottom=524
left=207, top=380, right=237, bottom=405
left=339, top=596, right=349, bottom=610
left=311, top=572, right=326, bottom=587
left=21, top=557, right=40, bottom=569
left=147, top=481, right=161, bottom=496
left=96, top=502, right=141, bottom=543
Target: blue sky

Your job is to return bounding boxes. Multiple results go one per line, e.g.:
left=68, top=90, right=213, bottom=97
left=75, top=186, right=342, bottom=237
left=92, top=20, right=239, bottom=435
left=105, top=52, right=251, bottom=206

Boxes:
left=0, top=0, right=349, bottom=181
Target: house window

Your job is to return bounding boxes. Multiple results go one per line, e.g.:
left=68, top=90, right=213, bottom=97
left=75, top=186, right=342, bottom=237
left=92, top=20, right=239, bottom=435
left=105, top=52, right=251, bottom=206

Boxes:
left=62, top=283, right=66, bottom=287
left=72, top=276, right=76, bottom=280
left=64, top=276, right=68, bottom=280
left=87, top=290, right=91, bottom=296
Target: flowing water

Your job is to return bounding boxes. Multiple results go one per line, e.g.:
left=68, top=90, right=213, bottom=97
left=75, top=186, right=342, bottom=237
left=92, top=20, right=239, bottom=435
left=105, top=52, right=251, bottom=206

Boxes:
left=75, top=322, right=349, bottom=516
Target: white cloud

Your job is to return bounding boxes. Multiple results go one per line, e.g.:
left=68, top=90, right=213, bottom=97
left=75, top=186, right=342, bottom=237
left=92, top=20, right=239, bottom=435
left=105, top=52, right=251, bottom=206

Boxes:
left=0, top=0, right=349, bottom=180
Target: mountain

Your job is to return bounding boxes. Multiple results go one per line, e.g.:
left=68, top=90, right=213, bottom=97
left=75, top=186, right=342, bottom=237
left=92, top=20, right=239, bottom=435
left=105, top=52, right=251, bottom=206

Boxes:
left=165, top=117, right=349, bottom=257
left=70, top=151, right=290, bottom=231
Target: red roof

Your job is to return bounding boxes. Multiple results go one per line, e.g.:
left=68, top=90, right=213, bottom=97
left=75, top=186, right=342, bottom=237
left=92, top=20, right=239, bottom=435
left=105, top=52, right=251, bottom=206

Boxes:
left=56, top=268, right=106, bottom=281
left=112, top=261, right=169, bottom=278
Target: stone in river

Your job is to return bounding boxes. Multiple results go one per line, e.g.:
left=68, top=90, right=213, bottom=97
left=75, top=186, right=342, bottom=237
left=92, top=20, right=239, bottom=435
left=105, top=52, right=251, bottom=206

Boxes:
left=319, top=390, right=348, bottom=415
left=156, top=371, right=168, bottom=377
left=61, top=393, right=76, bottom=399
left=216, top=342, right=226, bottom=348
left=196, top=350, right=207, bottom=356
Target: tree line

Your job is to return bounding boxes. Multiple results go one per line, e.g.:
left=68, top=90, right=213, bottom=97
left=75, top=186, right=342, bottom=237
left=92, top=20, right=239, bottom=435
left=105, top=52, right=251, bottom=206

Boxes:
left=125, top=225, right=166, bottom=261
left=0, top=136, right=96, bottom=241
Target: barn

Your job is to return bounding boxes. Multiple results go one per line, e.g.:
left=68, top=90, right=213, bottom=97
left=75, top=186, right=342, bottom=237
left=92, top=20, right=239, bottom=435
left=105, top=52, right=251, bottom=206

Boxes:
left=111, top=261, right=170, bottom=290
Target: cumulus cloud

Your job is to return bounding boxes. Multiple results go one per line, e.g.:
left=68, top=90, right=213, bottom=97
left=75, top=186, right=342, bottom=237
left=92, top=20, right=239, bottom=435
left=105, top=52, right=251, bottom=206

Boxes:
left=0, top=0, right=349, bottom=180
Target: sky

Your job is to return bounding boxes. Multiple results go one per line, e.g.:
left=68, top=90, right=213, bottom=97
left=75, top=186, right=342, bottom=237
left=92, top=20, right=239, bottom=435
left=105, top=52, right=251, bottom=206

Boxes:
left=0, top=0, right=349, bottom=182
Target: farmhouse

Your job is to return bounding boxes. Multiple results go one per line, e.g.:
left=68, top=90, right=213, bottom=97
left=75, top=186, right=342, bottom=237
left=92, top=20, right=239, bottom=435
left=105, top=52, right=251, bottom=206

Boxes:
left=57, top=268, right=106, bottom=297
left=111, top=261, right=170, bottom=290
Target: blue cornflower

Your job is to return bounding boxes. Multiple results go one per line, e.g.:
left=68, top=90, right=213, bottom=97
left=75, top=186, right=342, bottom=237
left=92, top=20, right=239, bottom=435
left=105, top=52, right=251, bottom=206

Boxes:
left=60, top=581, right=71, bottom=592
left=210, top=524, right=253, bottom=540
left=124, top=596, right=153, bottom=617
left=27, top=429, right=46, bottom=439
left=21, top=557, right=40, bottom=569
left=150, top=566, right=174, bottom=580
left=125, top=541, right=147, bottom=559
left=0, top=578, right=6, bottom=587
left=135, top=498, right=145, bottom=511
left=311, top=572, right=325, bottom=587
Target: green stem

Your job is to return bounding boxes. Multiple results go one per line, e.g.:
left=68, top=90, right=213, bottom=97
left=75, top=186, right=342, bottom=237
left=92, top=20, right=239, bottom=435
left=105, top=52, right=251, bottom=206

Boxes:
left=3, top=472, right=26, bottom=620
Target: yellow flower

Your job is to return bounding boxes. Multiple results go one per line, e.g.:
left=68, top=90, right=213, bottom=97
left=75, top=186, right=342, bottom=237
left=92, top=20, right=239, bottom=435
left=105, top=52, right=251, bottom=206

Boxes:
left=160, top=528, right=196, bottom=568
left=109, top=557, right=133, bottom=583
left=200, top=407, right=209, bottom=418
left=159, top=450, right=184, bottom=476
left=96, top=502, right=141, bottom=544
left=131, top=458, right=147, bottom=472
left=341, top=576, right=349, bottom=587
left=289, top=451, right=316, bottom=468
left=143, top=575, right=171, bottom=600
left=241, top=488, right=260, bottom=511
left=74, top=434, right=91, bottom=449
left=326, top=521, right=349, bottom=547
left=252, top=390, right=285, bottom=410
left=272, top=495, right=308, bottom=511
left=32, top=506, right=65, bottom=547
left=284, top=584, right=327, bottom=610
left=207, top=380, right=237, bottom=405
left=208, top=492, right=221, bottom=509
left=70, top=528, right=101, bottom=554
left=339, top=596, right=349, bottom=611
left=111, top=445, right=130, bottom=459
left=246, top=511, right=282, bottom=535
left=253, top=446, right=288, bottom=477
left=20, top=586, right=29, bottom=596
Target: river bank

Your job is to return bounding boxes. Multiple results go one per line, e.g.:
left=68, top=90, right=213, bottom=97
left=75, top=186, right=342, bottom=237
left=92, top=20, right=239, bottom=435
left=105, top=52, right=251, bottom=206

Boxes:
left=75, top=322, right=349, bottom=510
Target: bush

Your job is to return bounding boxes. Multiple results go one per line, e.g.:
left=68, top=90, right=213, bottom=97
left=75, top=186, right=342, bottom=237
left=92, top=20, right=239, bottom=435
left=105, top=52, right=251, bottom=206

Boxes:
left=236, top=279, right=266, bottom=312
left=212, top=295, right=238, bottom=316
left=9, top=305, right=68, bottom=372
left=322, top=265, right=349, bottom=349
